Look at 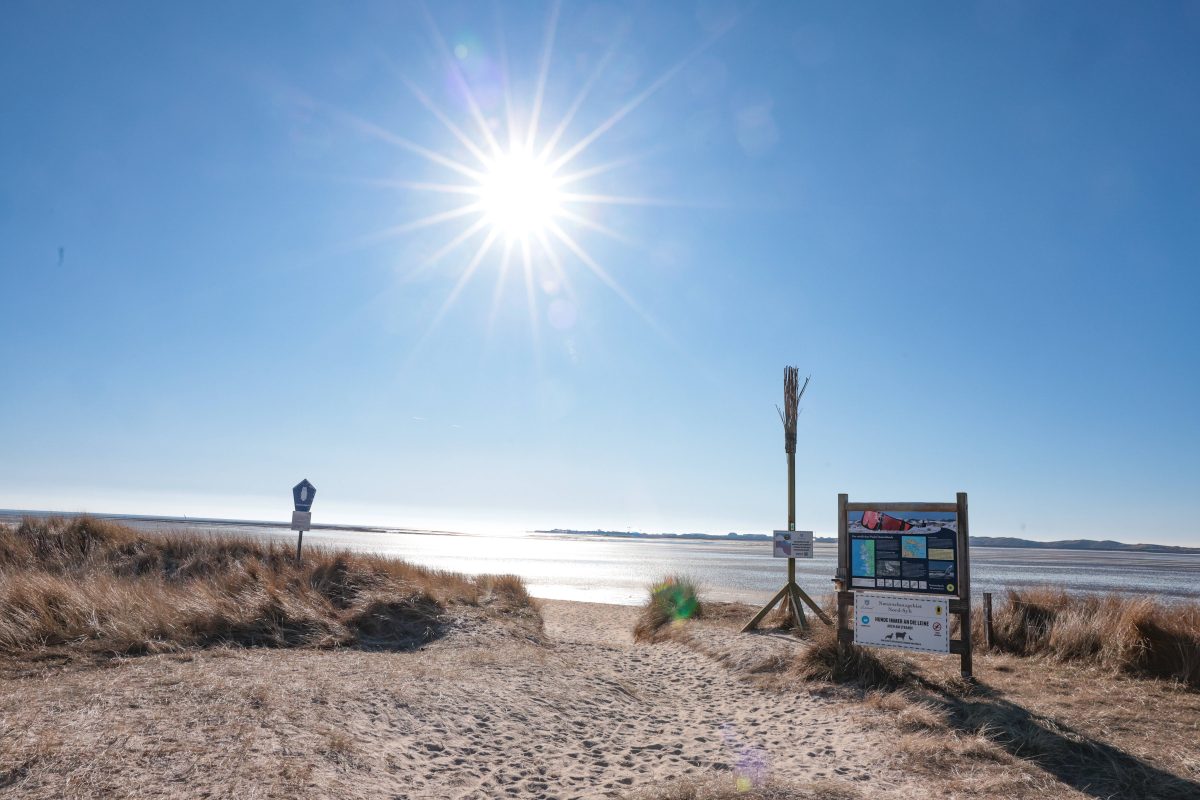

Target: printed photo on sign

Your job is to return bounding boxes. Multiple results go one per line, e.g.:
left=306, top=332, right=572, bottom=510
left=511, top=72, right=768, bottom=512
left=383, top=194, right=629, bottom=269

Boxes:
left=849, top=511, right=957, bottom=535
left=901, top=535, right=927, bottom=559
left=773, top=530, right=793, bottom=558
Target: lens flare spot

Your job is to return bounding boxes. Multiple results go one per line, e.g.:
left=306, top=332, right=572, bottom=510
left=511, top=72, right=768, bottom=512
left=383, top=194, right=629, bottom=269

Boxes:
left=548, top=298, right=577, bottom=330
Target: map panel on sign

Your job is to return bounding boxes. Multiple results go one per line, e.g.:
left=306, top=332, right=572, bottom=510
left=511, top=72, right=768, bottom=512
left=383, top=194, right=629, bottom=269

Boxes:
left=852, top=539, right=875, bottom=577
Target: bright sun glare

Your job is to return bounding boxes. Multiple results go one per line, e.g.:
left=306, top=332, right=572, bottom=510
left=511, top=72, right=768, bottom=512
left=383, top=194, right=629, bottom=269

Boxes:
left=478, top=149, right=563, bottom=239
left=333, top=5, right=730, bottom=348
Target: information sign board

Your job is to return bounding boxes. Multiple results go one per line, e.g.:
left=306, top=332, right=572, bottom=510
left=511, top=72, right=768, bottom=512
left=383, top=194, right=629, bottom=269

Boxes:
left=291, top=511, right=311, bottom=532
left=846, top=509, right=959, bottom=595
left=854, top=591, right=950, bottom=653
left=773, top=530, right=813, bottom=558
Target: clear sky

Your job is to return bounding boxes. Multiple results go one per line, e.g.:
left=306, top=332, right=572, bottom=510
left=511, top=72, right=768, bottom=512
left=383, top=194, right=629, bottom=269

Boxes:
left=2, top=1, right=1198, bottom=544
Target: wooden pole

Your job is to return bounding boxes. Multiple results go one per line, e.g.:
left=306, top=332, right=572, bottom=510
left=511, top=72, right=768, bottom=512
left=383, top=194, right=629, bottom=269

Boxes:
left=742, top=368, right=827, bottom=633
left=784, top=451, right=806, bottom=625
left=295, top=529, right=304, bottom=563
left=983, top=591, right=994, bottom=650
left=836, top=493, right=849, bottom=655
left=956, top=491, right=973, bottom=680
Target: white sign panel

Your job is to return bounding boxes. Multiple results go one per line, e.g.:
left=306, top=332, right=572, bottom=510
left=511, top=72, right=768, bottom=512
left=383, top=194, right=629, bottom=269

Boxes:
left=291, top=511, right=312, bottom=532
left=773, top=530, right=813, bottom=558
left=853, top=591, right=950, bottom=653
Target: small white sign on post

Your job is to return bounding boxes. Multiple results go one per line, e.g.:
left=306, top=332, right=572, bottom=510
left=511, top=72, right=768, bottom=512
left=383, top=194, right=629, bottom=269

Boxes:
left=853, top=591, right=950, bottom=653
left=774, top=530, right=814, bottom=559
left=291, top=511, right=312, bottom=532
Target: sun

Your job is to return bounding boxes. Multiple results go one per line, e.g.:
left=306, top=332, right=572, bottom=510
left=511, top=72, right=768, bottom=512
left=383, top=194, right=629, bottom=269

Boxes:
left=478, top=148, right=563, bottom=240
left=330, top=5, right=734, bottom=349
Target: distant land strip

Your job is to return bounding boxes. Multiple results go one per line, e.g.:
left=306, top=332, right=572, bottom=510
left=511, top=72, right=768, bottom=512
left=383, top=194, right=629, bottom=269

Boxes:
left=1, top=511, right=1195, bottom=554
left=539, top=529, right=1200, bottom=554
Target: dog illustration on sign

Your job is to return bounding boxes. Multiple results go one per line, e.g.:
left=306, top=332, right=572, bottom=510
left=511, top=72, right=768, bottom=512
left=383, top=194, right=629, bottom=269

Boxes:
left=883, top=631, right=910, bottom=642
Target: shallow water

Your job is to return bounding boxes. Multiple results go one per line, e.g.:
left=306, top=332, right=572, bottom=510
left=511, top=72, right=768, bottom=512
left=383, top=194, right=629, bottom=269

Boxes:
left=27, top=513, right=1195, bottom=607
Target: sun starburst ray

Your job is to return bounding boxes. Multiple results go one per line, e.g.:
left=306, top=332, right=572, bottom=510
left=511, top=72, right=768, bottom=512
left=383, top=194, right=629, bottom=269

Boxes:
left=535, top=230, right=578, bottom=301
left=548, top=22, right=736, bottom=173
left=340, top=203, right=483, bottom=253
left=398, top=74, right=493, bottom=167
left=553, top=151, right=652, bottom=187
left=520, top=235, right=542, bottom=361
left=557, top=192, right=688, bottom=207
left=374, top=180, right=481, bottom=195
left=493, top=4, right=521, bottom=150
left=420, top=2, right=504, bottom=158
left=525, top=0, right=561, bottom=151
left=546, top=221, right=650, bottom=322
left=393, top=203, right=484, bottom=234
left=425, top=228, right=500, bottom=332
left=548, top=221, right=681, bottom=350
left=485, top=237, right=516, bottom=342
left=553, top=207, right=634, bottom=246
left=403, top=217, right=490, bottom=283
left=537, top=41, right=622, bottom=161
left=334, top=108, right=485, bottom=181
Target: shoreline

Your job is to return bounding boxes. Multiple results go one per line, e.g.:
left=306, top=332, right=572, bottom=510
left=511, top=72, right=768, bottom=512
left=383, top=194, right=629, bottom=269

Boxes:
left=1, top=515, right=1197, bottom=800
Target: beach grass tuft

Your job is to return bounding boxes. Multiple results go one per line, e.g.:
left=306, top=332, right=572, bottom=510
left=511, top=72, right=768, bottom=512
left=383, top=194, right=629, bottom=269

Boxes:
left=790, top=615, right=915, bottom=690
left=634, top=575, right=703, bottom=642
left=0, top=515, right=540, bottom=657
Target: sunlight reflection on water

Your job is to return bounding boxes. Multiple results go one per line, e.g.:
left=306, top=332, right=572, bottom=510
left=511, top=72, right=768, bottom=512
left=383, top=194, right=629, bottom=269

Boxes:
left=100, top=518, right=1200, bottom=606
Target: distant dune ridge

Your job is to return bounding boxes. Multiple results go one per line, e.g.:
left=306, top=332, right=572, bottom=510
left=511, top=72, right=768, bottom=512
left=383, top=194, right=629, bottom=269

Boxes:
left=545, top=528, right=1200, bottom=553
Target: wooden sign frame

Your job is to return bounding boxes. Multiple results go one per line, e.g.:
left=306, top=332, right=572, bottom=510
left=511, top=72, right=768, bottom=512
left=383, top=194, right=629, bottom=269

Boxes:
left=835, top=492, right=974, bottom=678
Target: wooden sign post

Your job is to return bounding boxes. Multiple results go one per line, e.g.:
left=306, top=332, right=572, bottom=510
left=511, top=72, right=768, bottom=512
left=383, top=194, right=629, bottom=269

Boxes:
left=835, top=492, right=973, bottom=679
left=743, top=368, right=830, bottom=633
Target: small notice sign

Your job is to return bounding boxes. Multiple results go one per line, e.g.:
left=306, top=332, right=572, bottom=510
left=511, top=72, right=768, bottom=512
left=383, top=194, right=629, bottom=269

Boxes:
left=853, top=591, right=950, bottom=653
left=291, top=511, right=312, bottom=532
left=774, top=530, right=813, bottom=558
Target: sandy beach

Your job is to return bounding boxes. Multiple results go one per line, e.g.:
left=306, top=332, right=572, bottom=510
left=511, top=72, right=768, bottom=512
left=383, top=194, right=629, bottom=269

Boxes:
left=5, top=591, right=1200, bottom=799
left=2, top=599, right=925, bottom=799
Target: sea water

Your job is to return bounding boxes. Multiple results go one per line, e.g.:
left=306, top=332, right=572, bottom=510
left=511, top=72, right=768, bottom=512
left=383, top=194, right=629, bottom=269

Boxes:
left=22, top=513, right=1192, bottom=607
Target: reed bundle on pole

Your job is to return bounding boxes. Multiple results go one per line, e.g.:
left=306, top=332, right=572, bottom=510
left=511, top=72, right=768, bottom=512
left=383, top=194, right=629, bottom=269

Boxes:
left=777, top=367, right=809, bottom=456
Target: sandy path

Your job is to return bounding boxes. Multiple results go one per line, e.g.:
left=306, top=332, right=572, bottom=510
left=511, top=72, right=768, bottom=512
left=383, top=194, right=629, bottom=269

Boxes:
left=391, top=601, right=915, bottom=798
left=1, top=601, right=921, bottom=799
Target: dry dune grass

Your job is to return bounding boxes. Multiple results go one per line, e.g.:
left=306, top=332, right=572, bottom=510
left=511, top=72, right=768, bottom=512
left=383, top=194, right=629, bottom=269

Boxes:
left=643, top=588, right=1200, bottom=799
left=0, top=516, right=539, bottom=659
left=788, top=616, right=915, bottom=690
left=979, top=588, right=1200, bottom=687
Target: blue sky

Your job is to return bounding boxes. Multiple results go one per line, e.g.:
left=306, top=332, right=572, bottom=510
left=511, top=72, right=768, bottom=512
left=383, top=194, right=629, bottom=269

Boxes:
left=2, top=1, right=1197, bottom=543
